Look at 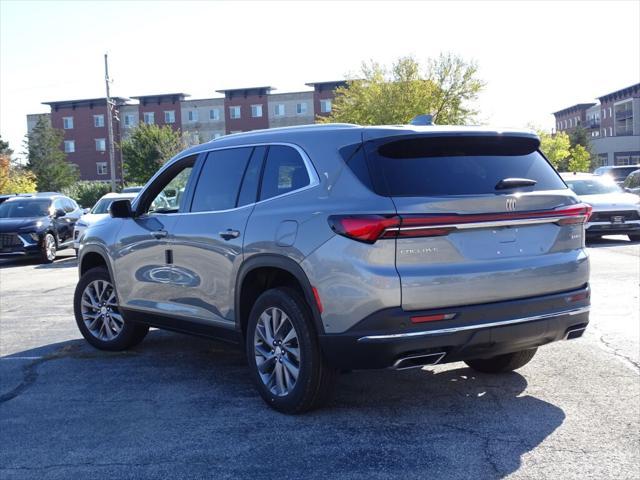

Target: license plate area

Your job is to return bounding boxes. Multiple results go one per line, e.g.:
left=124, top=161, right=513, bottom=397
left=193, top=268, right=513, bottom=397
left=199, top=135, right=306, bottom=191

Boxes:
left=611, top=216, right=625, bottom=224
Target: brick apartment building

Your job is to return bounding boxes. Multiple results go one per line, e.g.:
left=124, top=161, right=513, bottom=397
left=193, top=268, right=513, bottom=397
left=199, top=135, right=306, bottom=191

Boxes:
left=27, top=81, right=346, bottom=181
left=553, top=83, right=640, bottom=167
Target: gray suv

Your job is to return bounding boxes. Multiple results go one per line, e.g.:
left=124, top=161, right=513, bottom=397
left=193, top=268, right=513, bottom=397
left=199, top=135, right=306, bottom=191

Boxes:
left=74, top=124, right=591, bottom=413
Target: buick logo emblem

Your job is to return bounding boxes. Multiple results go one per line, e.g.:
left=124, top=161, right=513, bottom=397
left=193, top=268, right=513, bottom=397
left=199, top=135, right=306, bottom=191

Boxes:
left=506, top=198, right=517, bottom=212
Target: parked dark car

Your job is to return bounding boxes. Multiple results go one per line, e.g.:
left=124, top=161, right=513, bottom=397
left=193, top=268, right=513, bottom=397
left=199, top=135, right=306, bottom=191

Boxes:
left=0, top=194, right=83, bottom=263
left=0, top=193, right=32, bottom=204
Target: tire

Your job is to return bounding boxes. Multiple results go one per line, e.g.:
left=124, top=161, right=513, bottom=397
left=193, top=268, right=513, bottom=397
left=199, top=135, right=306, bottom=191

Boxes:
left=628, top=234, right=640, bottom=242
left=40, top=233, right=57, bottom=264
left=464, top=348, right=537, bottom=373
left=74, top=266, right=149, bottom=351
left=246, top=287, right=337, bottom=414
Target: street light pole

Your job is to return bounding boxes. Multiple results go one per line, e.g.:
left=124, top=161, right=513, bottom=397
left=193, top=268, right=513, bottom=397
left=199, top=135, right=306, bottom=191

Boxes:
left=104, top=53, right=117, bottom=192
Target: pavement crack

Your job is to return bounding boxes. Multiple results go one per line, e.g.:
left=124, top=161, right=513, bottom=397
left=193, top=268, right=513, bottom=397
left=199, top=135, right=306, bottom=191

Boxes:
left=597, top=334, right=640, bottom=373
left=0, top=344, right=138, bottom=404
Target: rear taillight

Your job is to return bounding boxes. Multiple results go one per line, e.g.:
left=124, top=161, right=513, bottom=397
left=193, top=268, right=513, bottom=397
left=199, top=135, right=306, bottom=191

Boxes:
left=328, top=203, right=592, bottom=244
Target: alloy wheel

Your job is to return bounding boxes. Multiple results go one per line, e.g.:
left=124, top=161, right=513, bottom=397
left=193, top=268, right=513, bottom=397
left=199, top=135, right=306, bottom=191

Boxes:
left=44, top=234, right=56, bottom=261
left=80, top=279, right=124, bottom=341
left=254, top=307, right=301, bottom=397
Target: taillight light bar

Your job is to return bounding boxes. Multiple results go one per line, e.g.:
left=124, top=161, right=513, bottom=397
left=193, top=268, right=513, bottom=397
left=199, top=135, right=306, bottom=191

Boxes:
left=328, top=203, right=592, bottom=244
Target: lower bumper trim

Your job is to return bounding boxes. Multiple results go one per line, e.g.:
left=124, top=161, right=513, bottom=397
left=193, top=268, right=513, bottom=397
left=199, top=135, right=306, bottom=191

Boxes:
left=358, top=306, right=590, bottom=342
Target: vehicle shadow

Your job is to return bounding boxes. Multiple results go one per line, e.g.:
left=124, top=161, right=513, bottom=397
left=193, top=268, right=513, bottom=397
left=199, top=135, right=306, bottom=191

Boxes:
left=587, top=235, right=639, bottom=248
left=0, top=252, right=76, bottom=269
left=34, top=256, right=77, bottom=269
left=0, top=331, right=564, bottom=479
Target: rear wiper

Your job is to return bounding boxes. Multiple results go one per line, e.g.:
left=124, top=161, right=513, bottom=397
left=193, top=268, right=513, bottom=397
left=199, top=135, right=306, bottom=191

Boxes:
left=495, top=178, right=537, bottom=190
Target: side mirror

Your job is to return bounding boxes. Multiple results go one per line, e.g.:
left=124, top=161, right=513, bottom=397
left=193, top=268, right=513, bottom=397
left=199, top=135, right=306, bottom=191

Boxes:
left=82, top=208, right=90, bottom=214
left=109, top=199, right=133, bottom=218
left=54, top=208, right=66, bottom=218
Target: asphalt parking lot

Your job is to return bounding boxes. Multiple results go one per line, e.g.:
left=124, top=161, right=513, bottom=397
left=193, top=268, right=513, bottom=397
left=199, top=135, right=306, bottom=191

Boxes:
left=1, top=237, right=638, bottom=480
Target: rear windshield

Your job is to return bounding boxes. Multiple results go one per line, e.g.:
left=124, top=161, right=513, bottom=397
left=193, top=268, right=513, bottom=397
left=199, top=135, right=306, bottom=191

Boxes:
left=360, top=136, right=566, bottom=196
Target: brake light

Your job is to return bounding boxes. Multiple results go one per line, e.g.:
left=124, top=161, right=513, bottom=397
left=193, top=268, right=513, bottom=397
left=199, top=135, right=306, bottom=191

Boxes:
left=328, top=215, right=400, bottom=243
left=328, top=203, right=592, bottom=244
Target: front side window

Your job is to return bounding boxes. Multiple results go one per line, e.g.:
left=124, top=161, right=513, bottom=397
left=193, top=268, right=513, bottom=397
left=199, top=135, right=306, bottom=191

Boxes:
left=259, top=145, right=310, bottom=201
left=97, top=162, right=108, bottom=175
left=63, top=116, right=73, bottom=129
left=190, top=147, right=255, bottom=212
left=143, top=112, right=155, bottom=125
left=95, top=138, right=106, bottom=151
left=164, top=111, right=176, bottom=124
left=143, top=156, right=197, bottom=215
left=64, top=140, right=75, bottom=153
left=94, top=114, right=105, bottom=127
left=251, top=105, right=263, bottom=118
left=229, top=106, right=241, bottom=119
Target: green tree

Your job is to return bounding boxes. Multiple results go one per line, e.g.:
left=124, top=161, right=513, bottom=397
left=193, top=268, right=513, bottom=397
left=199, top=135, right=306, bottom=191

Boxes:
left=25, top=117, right=78, bottom=191
left=0, top=136, right=13, bottom=156
left=321, top=54, right=485, bottom=126
left=538, top=130, right=572, bottom=171
left=121, top=123, right=186, bottom=184
left=568, top=144, right=591, bottom=173
left=0, top=154, right=37, bottom=194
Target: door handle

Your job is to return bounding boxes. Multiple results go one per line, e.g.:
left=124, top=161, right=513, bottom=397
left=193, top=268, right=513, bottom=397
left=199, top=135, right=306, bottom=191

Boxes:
left=151, top=229, right=168, bottom=239
left=219, top=229, right=240, bottom=240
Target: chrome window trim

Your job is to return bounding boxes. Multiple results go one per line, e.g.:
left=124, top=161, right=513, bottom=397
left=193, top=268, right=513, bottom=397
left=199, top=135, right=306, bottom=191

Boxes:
left=137, top=142, right=320, bottom=216
left=358, top=305, right=590, bottom=343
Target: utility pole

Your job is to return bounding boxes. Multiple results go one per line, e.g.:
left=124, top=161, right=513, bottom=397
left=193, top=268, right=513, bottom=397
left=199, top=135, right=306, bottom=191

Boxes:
left=104, top=53, right=117, bottom=192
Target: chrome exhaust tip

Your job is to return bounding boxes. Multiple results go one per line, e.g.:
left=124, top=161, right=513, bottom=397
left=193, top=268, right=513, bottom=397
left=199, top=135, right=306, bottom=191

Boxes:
left=564, top=326, right=587, bottom=340
left=392, top=352, right=447, bottom=370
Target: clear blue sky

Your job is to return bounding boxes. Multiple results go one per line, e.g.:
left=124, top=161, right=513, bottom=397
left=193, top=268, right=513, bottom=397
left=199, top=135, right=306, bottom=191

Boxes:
left=1, top=0, right=639, bottom=159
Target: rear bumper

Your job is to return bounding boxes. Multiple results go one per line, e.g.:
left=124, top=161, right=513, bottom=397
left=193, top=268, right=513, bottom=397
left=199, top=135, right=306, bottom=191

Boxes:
left=586, top=220, right=640, bottom=235
left=319, top=286, right=590, bottom=370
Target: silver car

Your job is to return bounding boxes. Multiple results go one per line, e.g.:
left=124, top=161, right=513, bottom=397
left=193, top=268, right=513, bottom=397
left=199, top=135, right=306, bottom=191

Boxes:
left=74, top=124, right=591, bottom=413
left=562, top=173, right=640, bottom=241
left=73, top=192, right=138, bottom=251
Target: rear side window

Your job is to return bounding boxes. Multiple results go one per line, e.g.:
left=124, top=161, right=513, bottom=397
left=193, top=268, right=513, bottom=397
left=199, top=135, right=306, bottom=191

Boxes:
left=259, top=145, right=310, bottom=201
left=191, top=147, right=253, bottom=212
left=363, top=136, right=566, bottom=196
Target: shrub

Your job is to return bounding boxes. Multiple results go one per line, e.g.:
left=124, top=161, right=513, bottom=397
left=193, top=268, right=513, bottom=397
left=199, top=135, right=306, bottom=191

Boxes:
left=63, top=181, right=112, bottom=209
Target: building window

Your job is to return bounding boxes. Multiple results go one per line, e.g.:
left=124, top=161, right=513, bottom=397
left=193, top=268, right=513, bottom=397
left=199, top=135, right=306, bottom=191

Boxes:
left=609, top=107, right=612, bottom=117
left=93, top=114, right=105, bottom=127
left=229, top=106, right=241, bottom=119
left=603, top=129, right=606, bottom=137
left=602, top=109, right=606, bottom=119
left=274, top=104, right=285, bottom=116
left=96, top=162, right=108, bottom=175
left=296, top=102, right=307, bottom=115
left=124, top=114, right=135, bottom=127
left=164, top=110, right=176, bottom=124
left=320, top=99, right=332, bottom=113
left=187, top=110, right=198, bottom=122
left=95, top=138, right=106, bottom=151
left=609, top=127, right=613, bottom=136
left=63, top=117, right=74, bottom=129
left=598, top=154, right=608, bottom=166
left=63, top=140, right=75, bottom=153
left=251, top=104, right=263, bottom=118
left=209, top=109, right=220, bottom=121
left=143, top=112, right=155, bottom=124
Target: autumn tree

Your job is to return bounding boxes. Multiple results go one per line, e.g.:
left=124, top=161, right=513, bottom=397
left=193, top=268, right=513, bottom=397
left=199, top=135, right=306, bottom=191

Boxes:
left=321, top=54, right=485, bottom=126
